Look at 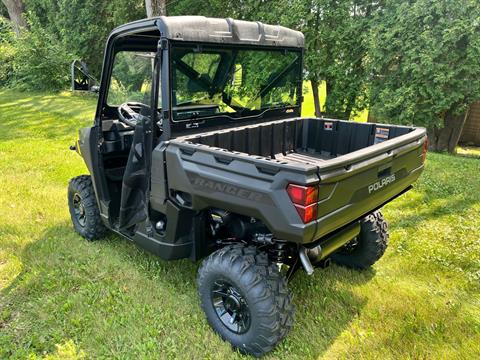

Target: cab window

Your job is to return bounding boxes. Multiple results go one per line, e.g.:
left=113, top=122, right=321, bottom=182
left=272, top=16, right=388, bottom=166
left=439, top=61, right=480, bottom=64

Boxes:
left=107, top=51, right=161, bottom=107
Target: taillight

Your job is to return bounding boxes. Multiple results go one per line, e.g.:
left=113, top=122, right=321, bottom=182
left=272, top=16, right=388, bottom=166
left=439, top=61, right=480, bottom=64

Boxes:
left=421, top=137, right=428, bottom=163
left=287, top=184, right=319, bottom=223
left=293, top=203, right=317, bottom=223
left=286, top=184, right=318, bottom=205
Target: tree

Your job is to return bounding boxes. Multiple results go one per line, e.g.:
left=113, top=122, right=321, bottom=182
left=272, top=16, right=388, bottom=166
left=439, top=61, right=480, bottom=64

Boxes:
left=1, top=0, right=27, bottom=36
left=25, top=0, right=146, bottom=77
left=1, top=3, right=9, bottom=17
left=248, top=0, right=378, bottom=119
left=368, top=0, right=480, bottom=153
left=145, top=0, right=166, bottom=17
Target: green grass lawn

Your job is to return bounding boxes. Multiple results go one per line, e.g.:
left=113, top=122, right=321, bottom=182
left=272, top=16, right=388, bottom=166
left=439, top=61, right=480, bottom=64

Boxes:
left=1, top=89, right=479, bottom=359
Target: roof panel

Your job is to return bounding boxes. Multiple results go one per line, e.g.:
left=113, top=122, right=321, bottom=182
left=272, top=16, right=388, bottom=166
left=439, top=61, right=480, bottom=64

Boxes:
left=110, top=16, right=304, bottom=48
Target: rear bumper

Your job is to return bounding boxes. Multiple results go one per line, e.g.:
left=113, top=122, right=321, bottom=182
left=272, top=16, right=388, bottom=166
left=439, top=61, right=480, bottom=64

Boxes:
left=306, top=164, right=422, bottom=244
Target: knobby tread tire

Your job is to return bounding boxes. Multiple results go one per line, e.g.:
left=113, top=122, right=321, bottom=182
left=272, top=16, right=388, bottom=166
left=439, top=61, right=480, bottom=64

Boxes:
left=68, top=175, right=107, bottom=240
left=331, top=211, right=389, bottom=269
left=197, top=244, right=295, bottom=357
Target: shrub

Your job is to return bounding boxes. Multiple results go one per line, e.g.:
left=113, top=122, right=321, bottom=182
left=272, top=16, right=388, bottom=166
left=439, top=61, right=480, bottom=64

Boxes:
left=9, top=26, right=74, bottom=91
left=0, top=17, right=16, bottom=86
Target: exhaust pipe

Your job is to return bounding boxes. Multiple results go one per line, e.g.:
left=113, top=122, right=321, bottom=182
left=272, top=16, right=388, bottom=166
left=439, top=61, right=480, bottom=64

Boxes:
left=305, top=221, right=361, bottom=266
left=297, top=247, right=331, bottom=275
left=299, top=246, right=314, bottom=275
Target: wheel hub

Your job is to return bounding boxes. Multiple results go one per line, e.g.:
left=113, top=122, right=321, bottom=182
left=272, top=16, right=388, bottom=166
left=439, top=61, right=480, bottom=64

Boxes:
left=211, top=280, right=251, bottom=334
left=72, top=193, right=86, bottom=227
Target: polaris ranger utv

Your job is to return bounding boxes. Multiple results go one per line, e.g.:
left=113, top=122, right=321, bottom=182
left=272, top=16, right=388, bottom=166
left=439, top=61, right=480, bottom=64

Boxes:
left=68, top=16, right=428, bottom=356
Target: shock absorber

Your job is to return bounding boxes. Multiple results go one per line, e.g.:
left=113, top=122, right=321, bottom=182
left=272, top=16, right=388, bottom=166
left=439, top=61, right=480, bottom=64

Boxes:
left=269, top=241, right=290, bottom=263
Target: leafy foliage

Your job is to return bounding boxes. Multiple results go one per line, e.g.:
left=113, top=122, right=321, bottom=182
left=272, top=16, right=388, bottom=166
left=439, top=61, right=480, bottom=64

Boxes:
left=24, top=0, right=146, bottom=78
left=0, top=4, right=8, bottom=17
left=189, top=0, right=378, bottom=119
left=0, top=16, right=73, bottom=90
left=9, top=24, right=73, bottom=91
left=367, top=0, right=480, bottom=128
left=0, top=0, right=146, bottom=90
left=0, top=16, right=16, bottom=86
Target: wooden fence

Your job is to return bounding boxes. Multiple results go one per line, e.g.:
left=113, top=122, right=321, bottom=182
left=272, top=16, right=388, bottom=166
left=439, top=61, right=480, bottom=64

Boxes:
left=460, top=101, right=480, bottom=146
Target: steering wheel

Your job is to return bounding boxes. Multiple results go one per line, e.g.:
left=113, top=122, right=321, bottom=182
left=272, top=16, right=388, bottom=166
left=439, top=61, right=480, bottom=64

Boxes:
left=117, top=102, right=154, bottom=128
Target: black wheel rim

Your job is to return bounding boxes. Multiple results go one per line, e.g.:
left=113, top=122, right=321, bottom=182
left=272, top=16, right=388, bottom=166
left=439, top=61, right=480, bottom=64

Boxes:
left=72, top=193, right=86, bottom=227
left=211, top=280, right=251, bottom=334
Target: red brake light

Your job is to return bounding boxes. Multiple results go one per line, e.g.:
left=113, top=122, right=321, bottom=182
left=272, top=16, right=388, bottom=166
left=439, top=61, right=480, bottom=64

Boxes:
left=294, top=204, right=318, bottom=223
left=421, top=137, right=428, bottom=162
left=287, top=184, right=319, bottom=223
left=287, top=184, right=318, bottom=206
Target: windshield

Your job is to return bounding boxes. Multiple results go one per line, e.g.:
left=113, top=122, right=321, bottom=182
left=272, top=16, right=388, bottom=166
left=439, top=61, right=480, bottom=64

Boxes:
left=171, top=45, right=302, bottom=121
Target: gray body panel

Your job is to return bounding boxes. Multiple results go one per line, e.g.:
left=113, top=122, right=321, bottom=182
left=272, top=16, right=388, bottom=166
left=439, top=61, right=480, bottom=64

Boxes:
left=151, top=117, right=427, bottom=244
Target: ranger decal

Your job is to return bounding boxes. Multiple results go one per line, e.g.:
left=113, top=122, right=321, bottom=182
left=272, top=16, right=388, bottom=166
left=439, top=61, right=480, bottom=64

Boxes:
left=188, top=174, right=272, bottom=204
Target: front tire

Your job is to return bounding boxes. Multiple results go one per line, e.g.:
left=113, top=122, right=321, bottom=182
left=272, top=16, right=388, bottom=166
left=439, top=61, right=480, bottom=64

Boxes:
left=331, top=211, right=389, bottom=269
left=197, top=245, right=294, bottom=357
left=68, top=175, right=107, bottom=240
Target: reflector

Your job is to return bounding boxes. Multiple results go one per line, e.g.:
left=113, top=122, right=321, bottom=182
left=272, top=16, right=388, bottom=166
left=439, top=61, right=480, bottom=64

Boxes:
left=294, top=204, right=318, bottom=223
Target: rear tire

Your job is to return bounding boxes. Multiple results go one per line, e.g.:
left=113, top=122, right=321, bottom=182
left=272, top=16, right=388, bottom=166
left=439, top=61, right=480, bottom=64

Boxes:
left=331, top=211, right=388, bottom=269
left=68, top=175, right=107, bottom=240
left=197, top=244, right=294, bottom=357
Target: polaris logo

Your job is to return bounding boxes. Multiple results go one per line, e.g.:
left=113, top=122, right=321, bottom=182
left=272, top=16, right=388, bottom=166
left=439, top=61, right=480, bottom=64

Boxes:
left=368, top=174, right=396, bottom=194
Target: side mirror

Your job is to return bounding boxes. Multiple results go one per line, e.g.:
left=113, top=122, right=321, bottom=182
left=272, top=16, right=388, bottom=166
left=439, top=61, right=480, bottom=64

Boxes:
left=71, top=59, right=99, bottom=92
left=89, top=85, right=100, bottom=94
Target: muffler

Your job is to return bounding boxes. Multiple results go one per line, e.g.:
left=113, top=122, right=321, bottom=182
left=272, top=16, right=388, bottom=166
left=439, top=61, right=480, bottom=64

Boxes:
left=302, top=221, right=361, bottom=271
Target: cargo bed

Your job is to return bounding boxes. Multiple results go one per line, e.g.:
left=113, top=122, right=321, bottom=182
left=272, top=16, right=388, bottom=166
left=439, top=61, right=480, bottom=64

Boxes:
left=156, top=117, right=427, bottom=244
left=176, top=117, right=421, bottom=166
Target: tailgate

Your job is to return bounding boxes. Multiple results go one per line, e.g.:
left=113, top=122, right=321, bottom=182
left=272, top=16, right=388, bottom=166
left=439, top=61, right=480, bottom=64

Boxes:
left=310, top=128, right=427, bottom=241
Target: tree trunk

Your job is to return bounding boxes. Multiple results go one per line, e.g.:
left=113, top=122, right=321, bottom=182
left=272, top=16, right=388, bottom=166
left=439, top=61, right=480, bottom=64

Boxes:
left=427, top=109, right=470, bottom=153
left=324, top=81, right=334, bottom=117
left=344, top=92, right=357, bottom=120
left=310, top=79, right=322, bottom=118
left=145, top=0, right=166, bottom=18
left=367, top=109, right=376, bottom=123
left=1, top=0, right=27, bottom=36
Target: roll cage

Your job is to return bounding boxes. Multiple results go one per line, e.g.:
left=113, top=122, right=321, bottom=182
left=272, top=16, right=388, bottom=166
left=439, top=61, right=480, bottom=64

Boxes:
left=83, top=16, right=304, bottom=230
left=94, top=16, right=305, bottom=139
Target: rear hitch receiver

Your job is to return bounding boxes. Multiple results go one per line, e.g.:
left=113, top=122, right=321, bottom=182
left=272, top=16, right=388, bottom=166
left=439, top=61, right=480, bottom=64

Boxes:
left=299, top=246, right=314, bottom=275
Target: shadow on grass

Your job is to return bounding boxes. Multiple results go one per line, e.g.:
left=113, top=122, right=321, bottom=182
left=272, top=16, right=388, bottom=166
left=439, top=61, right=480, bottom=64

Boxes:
left=388, top=193, right=479, bottom=231
left=1, top=222, right=370, bottom=359
left=0, top=91, right=96, bottom=141
left=387, top=153, right=480, bottom=230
